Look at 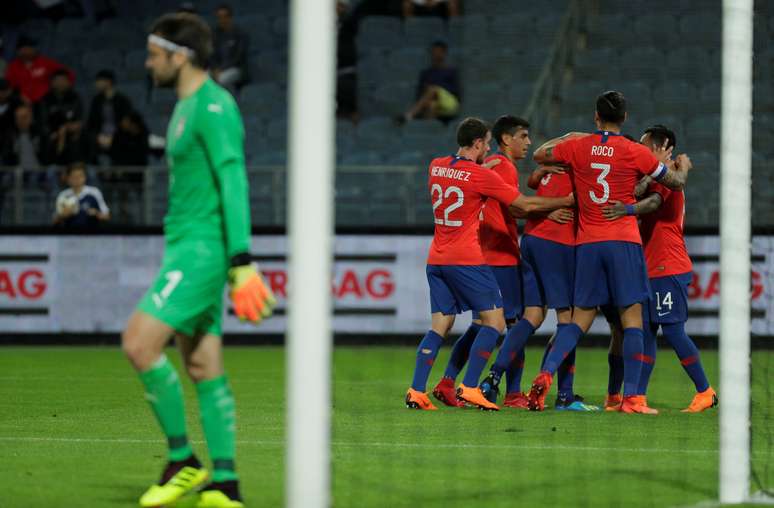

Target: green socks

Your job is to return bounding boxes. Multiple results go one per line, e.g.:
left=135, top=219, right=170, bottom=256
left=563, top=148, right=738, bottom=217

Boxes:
left=196, top=375, right=238, bottom=482
left=138, top=354, right=192, bottom=461
left=139, top=357, right=237, bottom=480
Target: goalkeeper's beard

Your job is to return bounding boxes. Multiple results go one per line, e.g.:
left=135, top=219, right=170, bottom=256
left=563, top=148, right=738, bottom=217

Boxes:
left=154, top=65, right=181, bottom=89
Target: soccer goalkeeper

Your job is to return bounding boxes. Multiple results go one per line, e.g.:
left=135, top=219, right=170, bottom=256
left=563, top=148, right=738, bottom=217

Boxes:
left=121, top=12, right=275, bottom=508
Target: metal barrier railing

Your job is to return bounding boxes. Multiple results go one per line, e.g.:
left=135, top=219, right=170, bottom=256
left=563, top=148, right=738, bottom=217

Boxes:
left=0, top=164, right=425, bottom=226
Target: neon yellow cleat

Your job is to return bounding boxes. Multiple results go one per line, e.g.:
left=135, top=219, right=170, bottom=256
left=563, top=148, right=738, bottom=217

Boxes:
left=139, top=466, right=210, bottom=507
left=196, top=489, right=245, bottom=508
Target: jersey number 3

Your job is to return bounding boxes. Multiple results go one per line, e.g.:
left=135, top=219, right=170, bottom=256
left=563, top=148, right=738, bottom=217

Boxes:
left=431, top=184, right=464, bottom=227
left=589, top=163, right=611, bottom=204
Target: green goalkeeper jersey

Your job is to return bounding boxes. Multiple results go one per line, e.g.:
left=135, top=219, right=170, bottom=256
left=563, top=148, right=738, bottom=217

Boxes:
left=164, top=78, right=250, bottom=258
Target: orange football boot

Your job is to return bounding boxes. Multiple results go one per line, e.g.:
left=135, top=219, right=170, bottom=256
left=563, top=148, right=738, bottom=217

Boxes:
left=405, top=388, right=437, bottom=410
left=621, top=395, right=658, bottom=415
left=432, top=377, right=465, bottom=407
left=681, top=387, right=718, bottom=413
left=604, top=393, right=623, bottom=412
left=527, top=372, right=553, bottom=411
left=456, top=384, right=499, bottom=411
left=503, top=392, right=530, bottom=409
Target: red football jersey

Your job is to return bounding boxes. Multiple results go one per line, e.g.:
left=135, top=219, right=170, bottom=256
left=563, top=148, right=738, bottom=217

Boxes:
left=552, top=132, right=664, bottom=245
left=640, top=182, right=693, bottom=278
left=523, top=170, right=576, bottom=246
left=427, top=155, right=520, bottom=265
left=479, top=153, right=521, bottom=266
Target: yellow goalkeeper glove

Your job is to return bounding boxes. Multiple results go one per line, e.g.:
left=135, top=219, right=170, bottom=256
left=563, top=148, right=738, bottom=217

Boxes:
left=228, top=263, right=276, bottom=324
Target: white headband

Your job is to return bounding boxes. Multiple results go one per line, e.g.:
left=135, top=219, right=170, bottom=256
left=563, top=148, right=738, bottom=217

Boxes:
left=148, top=34, right=194, bottom=57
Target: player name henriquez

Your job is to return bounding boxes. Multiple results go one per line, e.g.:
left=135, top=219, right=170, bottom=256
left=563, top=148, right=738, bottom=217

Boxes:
left=430, top=166, right=472, bottom=181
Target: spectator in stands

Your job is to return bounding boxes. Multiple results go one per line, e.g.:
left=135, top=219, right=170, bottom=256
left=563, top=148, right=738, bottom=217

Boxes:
left=110, top=110, right=150, bottom=169
left=402, top=0, right=459, bottom=18
left=337, top=0, right=358, bottom=121
left=53, top=161, right=110, bottom=228
left=400, top=40, right=460, bottom=123
left=5, top=36, right=75, bottom=103
left=1, top=103, right=47, bottom=168
left=211, top=4, right=249, bottom=92
left=40, top=69, right=85, bottom=165
left=85, top=69, right=134, bottom=165
left=0, top=78, right=22, bottom=140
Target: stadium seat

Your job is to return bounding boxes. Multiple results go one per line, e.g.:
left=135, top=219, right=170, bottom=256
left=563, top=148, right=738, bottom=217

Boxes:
left=357, top=51, right=395, bottom=89
left=124, top=50, right=150, bottom=81
left=357, top=17, right=403, bottom=52
left=633, top=14, right=678, bottom=41
left=666, top=47, right=714, bottom=83
left=82, top=50, right=124, bottom=80
left=361, top=82, right=414, bottom=118
left=240, top=83, right=285, bottom=116
left=753, top=83, right=774, bottom=112
left=356, top=117, right=401, bottom=152
left=684, top=115, right=721, bottom=153
left=401, top=120, right=447, bottom=152
left=678, top=13, right=721, bottom=45
left=651, top=81, right=698, bottom=116
left=148, top=88, right=177, bottom=115
left=505, top=82, right=535, bottom=115
left=250, top=50, right=288, bottom=84
left=619, top=48, right=666, bottom=83
left=561, top=80, right=604, bottom=117
left=403, top=17, right=446, bottom=48
left=573, top=48, right=620, bottom=82
left=699, top=83, right=721, bottom=114
left=489, top=14, right=535, bottom=46
left=586, top=14, right=636, bottom=47
left=387, top=48, right=428, bottom=80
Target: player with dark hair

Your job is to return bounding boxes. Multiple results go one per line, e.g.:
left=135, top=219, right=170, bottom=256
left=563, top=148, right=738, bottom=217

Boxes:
left=123, top=12, right=275, bottom=508
left=406, top=117, right=574, bottom=411
left=434, top=115, right=570, bottom=408
left=525, top=91, right=692, bottom=413
left=478, top=149, right=601, bottom=410
left=602, top=125, right=716, bottom=413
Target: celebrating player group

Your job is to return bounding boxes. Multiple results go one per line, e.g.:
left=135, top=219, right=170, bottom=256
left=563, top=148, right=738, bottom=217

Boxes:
left=406, top=90, right=718, bottom=415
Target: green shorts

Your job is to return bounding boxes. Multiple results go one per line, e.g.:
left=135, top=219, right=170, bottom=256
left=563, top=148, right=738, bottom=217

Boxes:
left=137, top=240, right=229, bottom=337
left=433, top=86, right=460, bottom=117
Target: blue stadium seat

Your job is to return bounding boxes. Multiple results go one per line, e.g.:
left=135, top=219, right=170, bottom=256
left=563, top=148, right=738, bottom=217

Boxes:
left=82, top=50, right=124, bottom=80
left=388, top=48, right=428, bottom=79
left=666, top=47, right=714, bottom=83
left=679, top=13, right=720, bottom=45
left=651, top=81, right=698, bottom=116
left=357, top=51, right=395, bottom=88
left=587, top=14, right=636, bottom=47
left=124, top=50, right=150, bottom=81
left=403, top=17, right=446, bottom=48
left=240, top=83, right=285, bottom=116
left=561, top=80, right=602, bottom=116
left=699, top=83, right=721, bottom=114
left=573, top=48, right=620, bottom=82
left=684, top=115, right=721, bottom=153
left=356, top=117, right=400, bottom=150
left=505, top=82, right=535, bottom=115
left=633, top=14, right=678, bottom=41
left=148, top=88, right=177, bottom=115
left=619, top=48, right=666, bottom=83
left=250, top=50, right=288, bottom=84
left=360, top=82, right=413, bottom=117
left=401, top=120, right=447, bottom=152
left=357, top=17, right=403, bottom=52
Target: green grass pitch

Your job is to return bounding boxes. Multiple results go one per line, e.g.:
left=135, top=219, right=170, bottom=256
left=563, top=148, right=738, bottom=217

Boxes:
left=0, top=345, right=771, bottom=507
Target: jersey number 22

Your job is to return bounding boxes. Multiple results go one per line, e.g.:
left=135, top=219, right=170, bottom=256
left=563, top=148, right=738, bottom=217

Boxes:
left=431, top=184, right=464, bottom=227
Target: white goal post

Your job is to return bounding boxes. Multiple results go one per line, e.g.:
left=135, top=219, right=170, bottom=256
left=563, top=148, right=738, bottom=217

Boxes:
left=719, top=0, right=753, bottom=504
left=286, top=0, right=335, bottom=507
